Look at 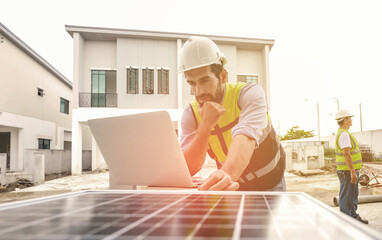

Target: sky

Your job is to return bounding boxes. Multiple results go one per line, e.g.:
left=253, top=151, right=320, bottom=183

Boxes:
left=2, top=0, right=382, bottom=137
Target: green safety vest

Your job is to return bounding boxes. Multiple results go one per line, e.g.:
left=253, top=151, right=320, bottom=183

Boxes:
left=335, top=128, right=362, bottom=170
left=190, top=82, right=285, bottom=190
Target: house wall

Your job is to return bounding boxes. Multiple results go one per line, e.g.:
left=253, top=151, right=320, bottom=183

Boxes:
left=0, top=34, right=72, bottom=129
left=237, top=50, right=264, bottom=86
left=116, top=38, right=178, bottom=109
left=0, top=25, right=72, bottom=176
left=82, top=41, right=117, bottom=93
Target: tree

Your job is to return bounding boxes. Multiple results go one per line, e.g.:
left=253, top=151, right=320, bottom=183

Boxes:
left=280, top=126, right=314, bottom=140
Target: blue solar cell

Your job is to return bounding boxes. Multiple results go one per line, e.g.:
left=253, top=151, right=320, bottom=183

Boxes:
left=0, top=190, right=380, bottom=239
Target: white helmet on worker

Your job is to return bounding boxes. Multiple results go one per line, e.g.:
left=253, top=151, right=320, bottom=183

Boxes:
left=335, top=109, right=354, bottom=121
left=178, top=36, right=227, bottom=73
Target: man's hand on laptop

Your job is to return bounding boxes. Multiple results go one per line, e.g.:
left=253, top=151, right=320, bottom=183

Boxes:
left=198, top=169, right=239, bottom=191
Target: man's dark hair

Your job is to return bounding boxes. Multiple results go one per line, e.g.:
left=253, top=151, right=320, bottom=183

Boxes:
left=210, top=64, right=224, bottom=79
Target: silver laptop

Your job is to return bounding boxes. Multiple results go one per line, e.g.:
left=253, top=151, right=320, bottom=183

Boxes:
left=87, top=111, right=196, bottom=189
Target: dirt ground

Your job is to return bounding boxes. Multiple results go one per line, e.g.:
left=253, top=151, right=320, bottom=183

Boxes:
left=1, top=163, right=382, bottom=207
left=286, top=163, right=382, bottom=206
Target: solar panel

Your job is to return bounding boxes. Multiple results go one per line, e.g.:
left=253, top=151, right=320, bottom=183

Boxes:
left=0, top=190, right=379, bottom=239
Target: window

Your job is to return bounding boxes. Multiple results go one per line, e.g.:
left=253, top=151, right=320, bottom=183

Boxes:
left=38, top=139, right=50, bottom=149
left=158, top=68, right=169, bottom=94
left=142, top=68, right=154, bottom=94
left=91, top=70, right=106, bottom=107
left=237, top=74, right=258, bottom=84
left=91, top=70, right=117, bottom=107
left=37, top=88, right=44, bottom=97
left=127, top=67, right=139, bottom=94
left=60, top=98, right=69, bottom=114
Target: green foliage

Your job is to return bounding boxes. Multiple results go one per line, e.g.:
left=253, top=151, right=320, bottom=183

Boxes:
left=280, top=126, right=314, bottom=141
left=324, top=148, right=336, bottom=158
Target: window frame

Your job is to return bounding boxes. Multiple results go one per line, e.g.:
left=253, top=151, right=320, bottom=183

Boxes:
left=60, top=97, right=69, bottom=114
left=158, top=67, right=169, bottom=95
left=38, top=138, right=50, bottom=149
left=126, top=66, right=139, bottom=94
left=237, top=74, right=258, bottom=84
left=142, top=67, right=154, bottom=95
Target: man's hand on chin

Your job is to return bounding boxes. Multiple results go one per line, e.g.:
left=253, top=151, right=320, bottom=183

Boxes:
left=198, top=101, right=225, bottom=130
left=198, top=169, right=239, bottom=191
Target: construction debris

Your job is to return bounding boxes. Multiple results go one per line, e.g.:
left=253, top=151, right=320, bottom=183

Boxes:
left=0, top=178, right=34, bottom=193
left=289, top=169, right=325, bottom=176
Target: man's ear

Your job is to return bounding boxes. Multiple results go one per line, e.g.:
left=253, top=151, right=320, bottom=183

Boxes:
left=220, top=69, right=228, bottom=83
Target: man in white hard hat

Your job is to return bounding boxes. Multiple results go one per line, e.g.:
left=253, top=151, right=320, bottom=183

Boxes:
left=179, top=36, right=286, bottom=191
left=335, top=109, right=368, bottom=224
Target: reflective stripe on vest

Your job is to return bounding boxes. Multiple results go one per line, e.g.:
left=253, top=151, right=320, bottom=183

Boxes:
left=191, top=82, right=282, bottom=186
left=238, top=135, right=281, bottom=183
left=335, top=128, right=362, bottom=170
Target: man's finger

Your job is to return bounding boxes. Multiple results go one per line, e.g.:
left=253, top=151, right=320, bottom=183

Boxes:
left=208, top=175, right=232, bottom=191
left=197, top=103, right=203, bottom=116
left=223, top=182, right=240, bottom=191
left=198, top=172, right=223, bottom=191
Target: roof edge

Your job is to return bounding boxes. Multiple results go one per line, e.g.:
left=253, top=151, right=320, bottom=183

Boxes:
left=65, top=25, right=274, bottom=50
left=0, top=22, right=72, bottom=88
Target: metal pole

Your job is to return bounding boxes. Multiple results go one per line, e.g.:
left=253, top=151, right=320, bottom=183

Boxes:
left=317, top=103, right=320, bottom=141
left=333, top=97, right=340, bottom=111
left=360, top=103, right=363, bottom=132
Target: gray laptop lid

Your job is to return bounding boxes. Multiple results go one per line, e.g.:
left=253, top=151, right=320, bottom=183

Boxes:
left=87, top=111, right=194, bottom=188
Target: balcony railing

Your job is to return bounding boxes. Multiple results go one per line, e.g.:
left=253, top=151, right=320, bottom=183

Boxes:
left=79, top=93, right=118, bottom=108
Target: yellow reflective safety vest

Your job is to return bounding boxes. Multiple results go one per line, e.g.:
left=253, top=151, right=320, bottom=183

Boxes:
left=335, top=128, right=362, bottom=170
left=190, top=83, right=285, bottom=190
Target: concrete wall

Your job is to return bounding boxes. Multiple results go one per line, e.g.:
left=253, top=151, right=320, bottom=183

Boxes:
left=283, top=145, right=325, bottom=171
left=24, top=150, right=70, bottom=175
left=322, top=129, right=382, bottom=156
left=0, top=112, right=71, bottom=172
left=23, top=149, right=92, bottom=175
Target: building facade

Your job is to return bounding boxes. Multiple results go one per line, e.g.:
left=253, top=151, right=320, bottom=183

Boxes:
left=66, top=25, right=274, bottom=175
left=0, top=23, right=72, bottom=183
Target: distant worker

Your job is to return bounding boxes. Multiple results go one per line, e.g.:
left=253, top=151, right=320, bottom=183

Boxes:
left=335, top=109, right=368, bottom=224
left=178, top=36, right=286, bottom=191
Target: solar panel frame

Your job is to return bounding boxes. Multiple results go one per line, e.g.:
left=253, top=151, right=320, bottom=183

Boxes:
left=0, top=190, right=380, bottom=240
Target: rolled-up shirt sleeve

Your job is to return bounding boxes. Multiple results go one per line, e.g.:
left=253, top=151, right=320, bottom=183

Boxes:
left=180, top=105, right=197, bottom=151
left=231, top=84, right=268, bottom=147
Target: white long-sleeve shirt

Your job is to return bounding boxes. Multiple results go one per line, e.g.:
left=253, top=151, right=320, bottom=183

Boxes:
left=180, top=83, right=268, bottom=151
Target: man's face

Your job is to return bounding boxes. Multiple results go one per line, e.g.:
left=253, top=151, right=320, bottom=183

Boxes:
left=185, top=65, right=226, bottom=107
left=347, top=117, right=353, bottom=126
left=344, top=117, right=353, bottom=127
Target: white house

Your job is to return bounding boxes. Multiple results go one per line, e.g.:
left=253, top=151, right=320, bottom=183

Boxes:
left=0, top=23, right=72, bottom=184
left=65, top=25, right=274, bottom=175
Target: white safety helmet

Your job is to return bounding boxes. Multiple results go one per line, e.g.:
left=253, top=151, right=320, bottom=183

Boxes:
left=335, top=109, right=354, bottom=121
left=178, top=36, right=227, bottom=73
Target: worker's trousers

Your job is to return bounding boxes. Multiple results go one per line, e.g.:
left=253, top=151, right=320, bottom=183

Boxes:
left=337, top=170, right=360, bottom=219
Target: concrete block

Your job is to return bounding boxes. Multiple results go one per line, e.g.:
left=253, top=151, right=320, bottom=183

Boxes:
left=284, top=146, right=293, bottom=171
left=318, top=145, right=325, bottom=168
left=0, top=153, right=6, bottom=185
left=33, top=153, right=45, bottom=184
